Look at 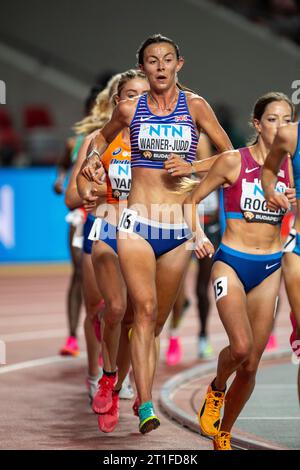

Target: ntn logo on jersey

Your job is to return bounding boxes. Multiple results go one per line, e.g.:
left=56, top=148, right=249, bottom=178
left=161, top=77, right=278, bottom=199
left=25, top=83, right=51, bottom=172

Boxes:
left=148, top=124, right=187, bottom=138
left=241, top=179, right=287, bottom=214
left=242, top=178, right=287, bottom=196
left=109, top=163, right=131, bottom=177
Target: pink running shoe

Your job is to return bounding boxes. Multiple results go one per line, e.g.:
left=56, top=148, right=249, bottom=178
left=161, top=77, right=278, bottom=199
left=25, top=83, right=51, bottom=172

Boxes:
left=290, top=312, right=300, bottom=357
left=132, top=396, right=140, bottom=417
left=59, top=336, right=80, bottom=357
left=92, top=373, right=118, bottom=414
left=265, top=333, right=278, bottom=351
left=98, top=391, right=120, bottom=433
left=166, top=336, right=182, bottom=366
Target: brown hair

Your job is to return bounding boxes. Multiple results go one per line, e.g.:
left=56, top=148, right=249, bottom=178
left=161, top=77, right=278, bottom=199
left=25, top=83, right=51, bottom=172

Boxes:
left=248, top=91, right=295, bottom=145
left=136, top=33, right=196, bottom=94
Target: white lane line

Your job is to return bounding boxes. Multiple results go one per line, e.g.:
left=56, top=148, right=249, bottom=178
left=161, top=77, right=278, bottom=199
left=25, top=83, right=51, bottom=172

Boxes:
left=0, top=329, right=225, bottom=344
left=237, top=417, right=300, bottom=420
left=0, top=353, right=87, bottom=374
left=255, top=384, right=297, bottom=389
left=0, top=328, right=84, bottom=342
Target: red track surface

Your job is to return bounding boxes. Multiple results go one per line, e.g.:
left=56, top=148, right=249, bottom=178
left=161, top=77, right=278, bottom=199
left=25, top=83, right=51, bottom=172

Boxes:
left=0, top=262, right=292, bottom=450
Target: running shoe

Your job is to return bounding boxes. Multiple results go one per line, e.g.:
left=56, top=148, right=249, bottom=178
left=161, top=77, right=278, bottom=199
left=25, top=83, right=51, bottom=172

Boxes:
left=138, top=401, right=160, bottom=434
left=198, top=336, right=214, bottom=359
left=265, top=333, right=278, bottom=351
left=290, top=312, right=300, bottom=357
left=59, top=336, right=80, bottom=357
left=213, top=431, right=232, bottom=450
left=166, top=336, right=182, bottom=366
left=119, top=373, right=134, bottom=400
left=92, top=372, right=118, bottom=414
left=86, top=370, right=103, bottom=405
left=198, top=384, right=224, bottom=436
left=98, top=391, right=119, bottom=433
left=132, top=396, right=140, bottom=417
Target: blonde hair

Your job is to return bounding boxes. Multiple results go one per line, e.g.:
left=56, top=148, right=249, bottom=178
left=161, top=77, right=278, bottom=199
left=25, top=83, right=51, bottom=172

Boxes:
left=73, top=73, right=122, bottom=135
left=174, top=176, right=198, bottom=194
left=117, top=69, right=147, bottom=97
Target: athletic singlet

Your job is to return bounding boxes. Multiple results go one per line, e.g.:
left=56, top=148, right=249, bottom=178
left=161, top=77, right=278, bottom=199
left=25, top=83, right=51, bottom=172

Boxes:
left=101, top=132, right=131, bottom=204
left=130, top=91, right=198, bottom=169
left=291, top=122, right=300, bottom=199
left=224, top=147, right=290, bottom=225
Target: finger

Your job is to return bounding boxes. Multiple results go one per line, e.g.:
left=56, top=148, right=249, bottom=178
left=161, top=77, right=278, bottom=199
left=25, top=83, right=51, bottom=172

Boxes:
left=195, top=248, right=203, bottom=259
left=84, top=168, right=94, bottom=181
left=280, top=197, right=290, bottom=210
left=93, top=175, right=103, bottom=185
left=267, top=202, right=278, bottom=211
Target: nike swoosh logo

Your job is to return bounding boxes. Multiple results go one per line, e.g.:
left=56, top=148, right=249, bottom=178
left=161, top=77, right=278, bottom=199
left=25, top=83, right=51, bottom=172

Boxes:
left=266, top=262, right=280, bottom=270
left=176, top=235, right=187, bottom=240
left=245, top=167, right=259, bottom=174
left=140, top=116, right=156, bottom=122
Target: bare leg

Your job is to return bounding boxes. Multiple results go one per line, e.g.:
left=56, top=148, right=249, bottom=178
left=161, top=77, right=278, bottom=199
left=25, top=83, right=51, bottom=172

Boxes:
left=92, top=240, right=127, bottom=373
left=211, top=262, right=253, bottom=392
left=115, top=299, right=134, bottom=391
left=117, top=234, right=157, bottom=405
left=283, top=253, right=300, bottom=332
left=170, top=282, right=186, bottom=330
left=67, top=225, right=82, bottom=337
left=196, top=255, right=213, bottom=337
left=221, top=269, right=281, bottom=432
left=154, top=243, right=192, bottom=381
left=82, top=253, right=102, bottom=377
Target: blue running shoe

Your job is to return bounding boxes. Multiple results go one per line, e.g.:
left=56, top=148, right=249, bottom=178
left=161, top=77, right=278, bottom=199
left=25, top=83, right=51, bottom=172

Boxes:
left=138, top=401, right=160, bottom=434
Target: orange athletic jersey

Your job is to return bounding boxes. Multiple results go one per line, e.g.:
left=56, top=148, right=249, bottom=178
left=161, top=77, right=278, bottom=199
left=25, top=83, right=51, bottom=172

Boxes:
left=101, top=133, right=131, bottom=204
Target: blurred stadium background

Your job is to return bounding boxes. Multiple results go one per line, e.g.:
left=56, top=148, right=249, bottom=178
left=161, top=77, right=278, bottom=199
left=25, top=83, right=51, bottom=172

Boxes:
left=0, top=0, right=299, bottom=263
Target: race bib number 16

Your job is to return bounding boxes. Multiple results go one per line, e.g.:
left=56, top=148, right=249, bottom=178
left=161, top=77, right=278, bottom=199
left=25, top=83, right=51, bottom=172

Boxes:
left=118, top=209, right=138, bottom=233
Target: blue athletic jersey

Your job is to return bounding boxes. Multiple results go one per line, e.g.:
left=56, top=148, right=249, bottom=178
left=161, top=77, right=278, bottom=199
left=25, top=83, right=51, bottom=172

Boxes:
left=130, top=91, right=198, bottom=169
left=291, top=122, right=300, bottom=199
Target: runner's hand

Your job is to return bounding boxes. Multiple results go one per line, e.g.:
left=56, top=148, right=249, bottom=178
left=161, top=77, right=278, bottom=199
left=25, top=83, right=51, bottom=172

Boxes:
left=285, top=187, right=297, bottom=206
left=164, top=154, right=192, bottom=177
left=82, top=188, right=100, bottom=212
left=266, top=191, right=290, bottom=211
left=194, top=234, right=215, bottom=259
left=81, top=155, right=104, bottom=184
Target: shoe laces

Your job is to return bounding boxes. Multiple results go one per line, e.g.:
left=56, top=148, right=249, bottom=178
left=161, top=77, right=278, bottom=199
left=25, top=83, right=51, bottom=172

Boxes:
left=206, top=391, right=224, bottom=417
left=217, top=432, right=231, bottom=449
left=98, top=375, right=114, bottom=396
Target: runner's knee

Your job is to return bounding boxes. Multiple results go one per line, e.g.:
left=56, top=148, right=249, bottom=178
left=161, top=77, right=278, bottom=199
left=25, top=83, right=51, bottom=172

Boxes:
left=230, top=339, right=252, bottom=363
left=134, top=299, right=157, bottom=327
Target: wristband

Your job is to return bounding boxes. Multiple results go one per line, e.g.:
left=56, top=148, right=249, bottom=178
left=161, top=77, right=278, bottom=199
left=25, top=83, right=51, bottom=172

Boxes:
left=87, top=148, right=101, bottom=160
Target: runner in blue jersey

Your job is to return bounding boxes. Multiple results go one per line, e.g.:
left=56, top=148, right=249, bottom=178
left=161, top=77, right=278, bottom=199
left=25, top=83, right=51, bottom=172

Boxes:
left=81, top=34, right=233, bottom=434
left=262, top=120, right=300, bottom=403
